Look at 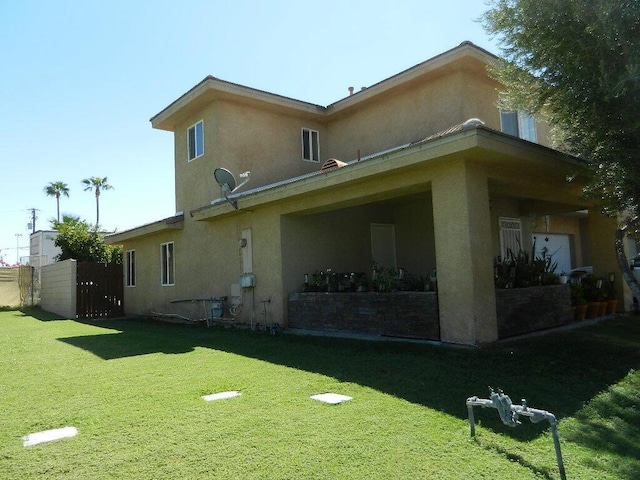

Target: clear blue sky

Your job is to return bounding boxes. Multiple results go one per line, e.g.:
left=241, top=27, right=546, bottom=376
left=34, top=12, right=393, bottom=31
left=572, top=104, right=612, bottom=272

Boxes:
left=0, top=0, right=498, bottom=264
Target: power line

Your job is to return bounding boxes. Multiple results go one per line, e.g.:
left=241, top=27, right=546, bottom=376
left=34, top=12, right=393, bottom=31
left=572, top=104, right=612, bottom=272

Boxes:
left=0, top=208, right=29, bottom=216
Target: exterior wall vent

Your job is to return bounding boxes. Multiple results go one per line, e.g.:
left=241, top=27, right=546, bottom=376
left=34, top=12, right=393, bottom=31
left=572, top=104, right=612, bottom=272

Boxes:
left=321, top=158, right=347, bottom=172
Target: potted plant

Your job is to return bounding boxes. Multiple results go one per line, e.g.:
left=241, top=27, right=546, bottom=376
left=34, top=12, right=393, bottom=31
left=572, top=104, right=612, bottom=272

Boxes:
left=429, top=268, right=437, bottom=292
left=310, top=270, right=327, bottom=292
left=559, top=272, right=568, bottom=284
left=605, top=279, right=618, bottom=315
left=326, top=269, right=338, bottom=292
left=373, top=266, right=399, bottom=292
left=595, top=279, right=609, bottom=317
left=583, top=275, right=602, bottom=319
left=353, top=272, right=368, bottom=292
left=570, top=283, right=587, bottom=321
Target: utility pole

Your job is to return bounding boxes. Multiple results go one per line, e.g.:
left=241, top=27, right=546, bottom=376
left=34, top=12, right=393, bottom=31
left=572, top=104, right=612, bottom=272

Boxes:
left=27, top=208, right=39, bottom=233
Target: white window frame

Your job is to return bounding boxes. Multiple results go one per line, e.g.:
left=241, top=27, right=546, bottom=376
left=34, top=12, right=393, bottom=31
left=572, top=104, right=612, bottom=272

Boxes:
left=125, top=249, right=136, bottom=287
left=187, top=120, right=204, bottom=161
left=517, top=111, right=537, bottom=142
left=500, top=110, right=537, bottom=142
left=499, top=217, right=523, bottom=260
left=301, top=127, right=320, bottom=162
left=161, top=242, right=175, bottom=286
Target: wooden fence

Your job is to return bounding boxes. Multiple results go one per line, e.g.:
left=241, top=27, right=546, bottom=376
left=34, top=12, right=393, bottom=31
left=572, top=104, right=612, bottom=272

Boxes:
left=76, top=262, right=124, bottom=318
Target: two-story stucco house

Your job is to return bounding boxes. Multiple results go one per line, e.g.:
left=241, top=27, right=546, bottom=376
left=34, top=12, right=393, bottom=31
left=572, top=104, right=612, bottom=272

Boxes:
left=106, top=41, right=622, bottom=346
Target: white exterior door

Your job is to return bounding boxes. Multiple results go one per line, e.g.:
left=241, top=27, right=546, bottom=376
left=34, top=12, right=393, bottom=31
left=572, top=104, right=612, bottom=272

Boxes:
left=371, top=223, right=397, bottom=270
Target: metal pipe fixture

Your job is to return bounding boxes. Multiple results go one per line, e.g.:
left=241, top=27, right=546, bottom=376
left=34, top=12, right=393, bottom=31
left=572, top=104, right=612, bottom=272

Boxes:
left=466, top=388, right=566, bottom=480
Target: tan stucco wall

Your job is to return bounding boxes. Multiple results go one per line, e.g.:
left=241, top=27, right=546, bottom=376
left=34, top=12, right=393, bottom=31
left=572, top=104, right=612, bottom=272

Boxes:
left=168, top=52, right=557, bottom=221
left=173, top=100, right=326, bottom=214
left=123, top=194, right=439, bottom=328
left=121, top=209, right=286, bottom=327
left=326, top=68, right=502, bottom=162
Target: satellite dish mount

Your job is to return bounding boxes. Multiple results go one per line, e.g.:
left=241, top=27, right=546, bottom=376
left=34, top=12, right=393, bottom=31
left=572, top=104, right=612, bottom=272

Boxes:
left=214, top=168, right=250, bottom=209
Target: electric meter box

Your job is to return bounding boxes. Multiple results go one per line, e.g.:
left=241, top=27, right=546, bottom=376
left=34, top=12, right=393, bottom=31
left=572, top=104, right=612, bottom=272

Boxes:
left=240, top=274, right=256, bottom=288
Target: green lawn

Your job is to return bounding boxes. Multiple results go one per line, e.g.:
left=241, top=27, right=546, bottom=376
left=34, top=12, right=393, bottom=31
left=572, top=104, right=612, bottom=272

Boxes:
left=1, top=309, right=639, bottom=479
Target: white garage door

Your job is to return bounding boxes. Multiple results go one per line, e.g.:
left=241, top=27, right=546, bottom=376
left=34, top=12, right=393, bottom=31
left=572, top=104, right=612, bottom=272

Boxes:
left=533, top=234, right=572, bottom=274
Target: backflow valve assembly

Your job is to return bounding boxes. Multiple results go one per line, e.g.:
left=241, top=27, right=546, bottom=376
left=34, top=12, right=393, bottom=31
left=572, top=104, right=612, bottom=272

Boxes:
left=466, top=388, right=566, bottom=480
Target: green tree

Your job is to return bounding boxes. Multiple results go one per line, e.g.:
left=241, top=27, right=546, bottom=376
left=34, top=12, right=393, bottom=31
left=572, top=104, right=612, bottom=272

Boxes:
left=44, top=181, right=70, bottom=223
left=52, top=216, right=122, bottom=264
left=483, top=0, right=640, bottom=297
left=82, top=176, right=113, bottom=225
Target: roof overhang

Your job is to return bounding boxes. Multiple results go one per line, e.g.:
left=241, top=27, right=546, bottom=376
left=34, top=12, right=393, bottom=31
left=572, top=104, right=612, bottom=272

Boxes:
left=191, top=126, right=590, bottom=221
left=105, top=213, right=184, bottom=244
left=326, top=41, right=498, bottom=117
left=150, top=77, right=327, bottom=131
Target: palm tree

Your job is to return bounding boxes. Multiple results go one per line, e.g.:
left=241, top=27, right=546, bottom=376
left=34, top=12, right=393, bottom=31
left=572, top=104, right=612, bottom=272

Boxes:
left=44, top=181, right=70, bottom=223
left=82, top=176, right=113, bottom=225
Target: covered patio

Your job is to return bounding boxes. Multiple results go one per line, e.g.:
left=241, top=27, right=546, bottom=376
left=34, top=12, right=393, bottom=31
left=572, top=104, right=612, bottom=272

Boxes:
left=192, top=123, right=617, bottom=346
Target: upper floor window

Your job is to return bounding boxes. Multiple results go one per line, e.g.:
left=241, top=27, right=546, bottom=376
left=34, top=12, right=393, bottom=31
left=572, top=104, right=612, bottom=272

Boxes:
left=302, top=128, right=319, bottom=162
left=125, top=250, right=136, bottom=287
left=500, top=111, right=537, bottom=142
left=188, top=120, right=204, bottom=161
left=161, top=242, right=175, bottom=286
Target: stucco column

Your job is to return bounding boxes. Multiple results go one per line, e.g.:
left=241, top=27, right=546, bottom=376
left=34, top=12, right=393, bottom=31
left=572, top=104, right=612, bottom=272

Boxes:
left=432, top=159, right=498, bottom=345
left=587, top=211, right=624, bottom=305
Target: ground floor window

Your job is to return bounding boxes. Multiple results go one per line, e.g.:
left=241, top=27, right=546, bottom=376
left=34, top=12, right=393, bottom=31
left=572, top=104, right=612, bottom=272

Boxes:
left=161, top=242, right=175, bottom=286
left=125, top=250, right=136, bottom=287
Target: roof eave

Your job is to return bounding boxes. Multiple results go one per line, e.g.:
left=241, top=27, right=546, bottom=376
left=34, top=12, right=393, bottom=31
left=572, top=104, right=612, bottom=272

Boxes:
left=326, top=41, right=499, bottom=115
left=150, top=77, right=326, bottom=131
left=190, top=127, right=587, bottom=222
left=105, top=213, right=184, bottom=244
left=150, top=41, right=498, bottom=131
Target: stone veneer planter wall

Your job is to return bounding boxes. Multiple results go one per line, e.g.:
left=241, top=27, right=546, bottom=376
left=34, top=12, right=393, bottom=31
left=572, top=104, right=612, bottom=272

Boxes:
left=287, top=292, right=440, bottom=341
left=288, top=285, right=572, bottom=343
left=495, top=284, right=573, bottom=339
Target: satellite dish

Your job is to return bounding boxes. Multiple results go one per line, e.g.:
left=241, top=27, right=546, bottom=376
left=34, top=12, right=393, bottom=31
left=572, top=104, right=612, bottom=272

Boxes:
left=214, top=168, right=251, bottom=209
left=214, top=168, right=237, bottom=195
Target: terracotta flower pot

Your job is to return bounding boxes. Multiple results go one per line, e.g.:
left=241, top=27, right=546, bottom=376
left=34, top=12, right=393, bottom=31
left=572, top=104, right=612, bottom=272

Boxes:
left=586, top=302, right=600, bottom=319
left=597, top=301, right=607, bottom=317
left=573, top=304, right=587, bottom=322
